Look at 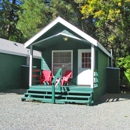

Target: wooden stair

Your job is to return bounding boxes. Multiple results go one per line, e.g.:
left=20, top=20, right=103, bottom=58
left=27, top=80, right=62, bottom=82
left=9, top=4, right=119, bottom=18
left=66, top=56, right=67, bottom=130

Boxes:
left=21, top=85, right=94, bottom=105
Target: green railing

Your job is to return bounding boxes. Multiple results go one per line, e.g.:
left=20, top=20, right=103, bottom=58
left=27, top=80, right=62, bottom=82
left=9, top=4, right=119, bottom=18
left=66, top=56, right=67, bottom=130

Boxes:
left=94, top=69, right=98, bottom=88
left=52, top=68, right=62, bottom=104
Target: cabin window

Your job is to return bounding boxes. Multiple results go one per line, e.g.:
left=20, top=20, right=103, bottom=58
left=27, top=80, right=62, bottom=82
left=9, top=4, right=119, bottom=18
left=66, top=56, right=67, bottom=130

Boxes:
left=52, top=50, right=73, bottom=76
left=82, top=52, right=91, bottom=68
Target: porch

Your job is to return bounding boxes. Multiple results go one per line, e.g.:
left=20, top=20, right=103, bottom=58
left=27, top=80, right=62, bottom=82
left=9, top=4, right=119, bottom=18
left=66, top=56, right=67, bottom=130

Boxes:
left=21, top=68, right=98, bottom=105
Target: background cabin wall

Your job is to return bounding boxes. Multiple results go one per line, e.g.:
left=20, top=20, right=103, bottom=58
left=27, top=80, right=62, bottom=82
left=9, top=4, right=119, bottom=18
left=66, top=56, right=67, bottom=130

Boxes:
left=0, top=53, right=40, bottom=91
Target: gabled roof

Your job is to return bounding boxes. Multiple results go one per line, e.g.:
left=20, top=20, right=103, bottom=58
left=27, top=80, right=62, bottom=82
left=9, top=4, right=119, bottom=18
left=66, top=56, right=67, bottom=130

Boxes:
left=0, top=38, right=41, bottom=58
left=24, top=16, right=111, bottom=57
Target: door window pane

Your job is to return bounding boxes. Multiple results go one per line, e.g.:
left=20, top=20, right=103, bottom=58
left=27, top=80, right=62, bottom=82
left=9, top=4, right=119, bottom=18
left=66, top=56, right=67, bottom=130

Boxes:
left=82, top=52, right=91, bottom=68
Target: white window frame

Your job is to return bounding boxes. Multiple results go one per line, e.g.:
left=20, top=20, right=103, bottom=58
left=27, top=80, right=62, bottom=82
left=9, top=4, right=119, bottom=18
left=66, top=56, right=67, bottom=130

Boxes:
left=52, top=50, right=73, bottom=77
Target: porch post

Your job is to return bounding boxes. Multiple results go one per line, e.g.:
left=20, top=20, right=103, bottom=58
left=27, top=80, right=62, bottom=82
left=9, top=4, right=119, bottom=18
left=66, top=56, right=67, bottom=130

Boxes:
left=29, top=45, right=33, bottom=86
left=91, top=45, right=95, bottom=88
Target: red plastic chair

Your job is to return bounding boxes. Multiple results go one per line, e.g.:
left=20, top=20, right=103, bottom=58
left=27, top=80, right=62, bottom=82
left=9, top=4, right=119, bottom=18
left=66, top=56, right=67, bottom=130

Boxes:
left=61, top=70, right=72, bottom=86
left=39, top=70, right=53, bottom=85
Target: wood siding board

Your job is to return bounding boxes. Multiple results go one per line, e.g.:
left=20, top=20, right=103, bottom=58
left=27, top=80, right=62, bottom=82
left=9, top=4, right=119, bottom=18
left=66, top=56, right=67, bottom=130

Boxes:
left=95, top=49, right=98, bottom=69
left=0, top=53, right=25, bottom=90
left=41, top=52, right=51, bottom=71
left=93, top=48, right=109, bottom=102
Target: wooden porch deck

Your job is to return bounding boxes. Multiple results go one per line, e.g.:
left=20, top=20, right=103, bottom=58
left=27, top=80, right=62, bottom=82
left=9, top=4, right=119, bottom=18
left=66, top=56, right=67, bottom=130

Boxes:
left=22, top=68, right=96, bottom=105
left=21, top=85, right=94, bottom=105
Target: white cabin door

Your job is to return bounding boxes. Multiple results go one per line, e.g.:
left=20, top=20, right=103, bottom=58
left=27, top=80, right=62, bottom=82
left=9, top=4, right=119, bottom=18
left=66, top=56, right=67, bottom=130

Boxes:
left=78, top=49, right=92, bottom=85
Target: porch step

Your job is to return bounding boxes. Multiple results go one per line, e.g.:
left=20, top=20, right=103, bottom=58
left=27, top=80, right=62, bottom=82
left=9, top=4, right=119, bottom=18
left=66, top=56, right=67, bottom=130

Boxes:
left=22, top=96, right=92, bottom=105
left=22, top=86, right=93, bottom=105
left=56, top=97, right=92, bottom=105
left=67, top=91, right=92, bottom=94
left=24, top=92, right=64, bottom=97
left=24, top=92, right=91, bottom=99
left=56, top=99, right=91, bottom=103
left=62, top=86, right=93, bottom=92
left=21, top=97, right=52, bottom=103
left=27, top=89, right=61, bottom=93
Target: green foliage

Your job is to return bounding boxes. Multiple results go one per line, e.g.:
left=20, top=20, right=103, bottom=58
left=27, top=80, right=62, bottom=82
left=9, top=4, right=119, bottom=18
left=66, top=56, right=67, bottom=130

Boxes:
left=50, top=0, right=76, bottom=21
left=117, top=55, right=130, bottom=86
left=0, top=0, right=96, bottom=43
left=17, top=0, right=78, bottom=40
left=0, top=0, right=24, bottom=42
left=17, top=0, right=48, bottom=39
left=81, top=0, right=130, bottom=66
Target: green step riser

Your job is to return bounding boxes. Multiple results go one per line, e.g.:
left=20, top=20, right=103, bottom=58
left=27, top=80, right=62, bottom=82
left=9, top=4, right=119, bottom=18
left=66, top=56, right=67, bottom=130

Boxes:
left=29, top=88, right=93, bottom=91
left=29, top=89, right=93, bottom=93
left=24, top=94, right=92, bottom=99
left=24, top=91, right=92, bottom=96
left=25, top=92, right=92, bottom=97
left=24, top=95, right=92, bottom=100
left=27, top=92, right=92, bottom=96
left=27, top=89, right=93, bottom=94
left=22, top=97, right=52, bottom=103
left=23, top=93, right=92, bottom=102
left=24, top=93, right=92, bottom=98
left=26, top=91, right=92, bottom=94
left=22, top=97, right=92, bottom=105
left=22, top=97, right=92, bottom=103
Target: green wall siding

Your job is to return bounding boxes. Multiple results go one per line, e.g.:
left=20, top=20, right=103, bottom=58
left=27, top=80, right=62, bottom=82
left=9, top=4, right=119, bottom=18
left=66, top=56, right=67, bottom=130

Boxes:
left=0, top=53, right=40, bottom=91
left=41, top=51, right=51, bottom=70
left=41, top=42, right=90, bottom=85
left=93, top=48, right=109, bottom=102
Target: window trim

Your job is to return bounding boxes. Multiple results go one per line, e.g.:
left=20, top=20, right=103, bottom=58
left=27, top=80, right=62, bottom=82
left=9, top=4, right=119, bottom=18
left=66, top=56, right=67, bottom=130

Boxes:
left=78, top=49, right=91, bottom=69
left=52, top=50, right=73, bottom=77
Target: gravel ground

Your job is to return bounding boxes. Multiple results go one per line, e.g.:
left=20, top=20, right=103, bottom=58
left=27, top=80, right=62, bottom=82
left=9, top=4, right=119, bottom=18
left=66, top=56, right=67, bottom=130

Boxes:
left=0, top=89, right=130, bottom=130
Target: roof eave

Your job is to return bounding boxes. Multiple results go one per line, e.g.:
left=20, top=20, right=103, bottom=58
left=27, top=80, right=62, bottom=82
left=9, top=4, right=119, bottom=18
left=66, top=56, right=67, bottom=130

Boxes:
left=97, top=42, right=111, bottom=57
left=24, top=16, right=111, bottom=57
left=24, top=17, right=61, bottom=48
left=24, top=16, right=97, bottom=48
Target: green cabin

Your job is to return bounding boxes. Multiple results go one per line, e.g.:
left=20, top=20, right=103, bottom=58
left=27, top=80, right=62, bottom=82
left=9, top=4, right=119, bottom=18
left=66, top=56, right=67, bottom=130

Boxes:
left=0, top=38, right=41, bottom=91
left=21, top=17, right=116, bottom=105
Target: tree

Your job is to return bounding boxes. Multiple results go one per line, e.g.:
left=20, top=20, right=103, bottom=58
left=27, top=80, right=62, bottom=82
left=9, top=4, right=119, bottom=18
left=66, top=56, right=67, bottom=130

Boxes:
left=17, top=0, right=78, bottom=40
left=0, top=0, right=24, bottom=42
left=117, top=55, right=130, bottom=87
left=80, top=0, right=130, bottom=86
left=17, top=0, right=49, bottom=40
left=64, top=0, right=97, bottom=39
left=81, top=0, right=130, bottom=66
